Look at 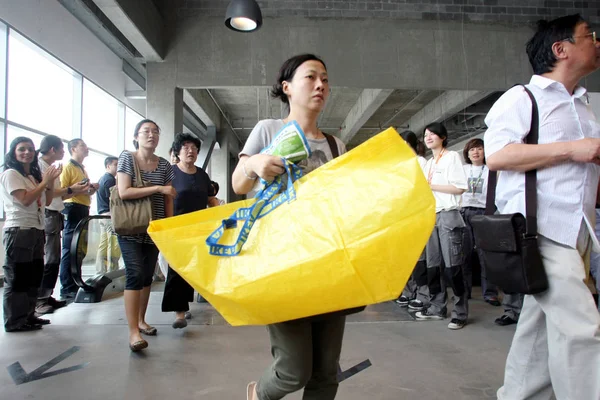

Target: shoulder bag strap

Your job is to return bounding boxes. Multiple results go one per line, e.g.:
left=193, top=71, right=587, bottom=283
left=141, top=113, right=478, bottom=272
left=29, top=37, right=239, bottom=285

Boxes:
left=323, top=133, right=339, bottom=159
left=485, top=85, right=539, bottom=237
left=129, top=151, right=144, bottom=188
left=521, top=86, right=539, bottom=237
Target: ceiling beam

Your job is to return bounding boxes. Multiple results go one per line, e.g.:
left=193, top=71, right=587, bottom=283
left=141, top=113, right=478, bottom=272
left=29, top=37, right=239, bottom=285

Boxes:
left=184, top=89, right=222, bottom=131
left=58, top=0, right=145, bottom=75
left=339, top=89, right=394, bottom=144
left=402, top=90, right=494, bottom=136
left=95, top=0, right=166, bottom=61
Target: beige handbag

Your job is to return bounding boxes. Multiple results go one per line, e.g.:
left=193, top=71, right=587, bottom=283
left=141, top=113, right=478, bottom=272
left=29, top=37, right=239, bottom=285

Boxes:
left=110, top=151, right=153, bottom=235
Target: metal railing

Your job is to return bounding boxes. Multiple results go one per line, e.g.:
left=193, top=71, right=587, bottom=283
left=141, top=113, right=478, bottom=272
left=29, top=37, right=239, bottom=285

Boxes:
left=70, top=215, right=126, bottom=303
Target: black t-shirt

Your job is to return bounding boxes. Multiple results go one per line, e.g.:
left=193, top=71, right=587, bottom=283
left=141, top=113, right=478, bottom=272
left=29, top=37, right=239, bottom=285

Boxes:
left=97, top=172, right=116, bottom=214
left=172, top=165, right=211, bottom=216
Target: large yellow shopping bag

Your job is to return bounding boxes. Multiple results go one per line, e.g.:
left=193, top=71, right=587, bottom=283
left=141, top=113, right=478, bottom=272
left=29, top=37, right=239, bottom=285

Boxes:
left=148, top=128, right=435, bottom=326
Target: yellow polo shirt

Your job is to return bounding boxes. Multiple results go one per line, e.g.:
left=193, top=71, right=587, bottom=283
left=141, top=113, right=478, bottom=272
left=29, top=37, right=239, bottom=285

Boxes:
left=61, top=160, right=91, bottom=207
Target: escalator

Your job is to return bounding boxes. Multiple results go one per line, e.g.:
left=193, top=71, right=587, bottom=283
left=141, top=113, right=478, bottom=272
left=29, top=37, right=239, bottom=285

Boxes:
left=70, top=215, right=126, bottom=303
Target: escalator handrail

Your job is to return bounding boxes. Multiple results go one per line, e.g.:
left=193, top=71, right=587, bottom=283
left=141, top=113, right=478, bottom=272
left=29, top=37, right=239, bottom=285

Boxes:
left=70, top=215, right=112, bottom=292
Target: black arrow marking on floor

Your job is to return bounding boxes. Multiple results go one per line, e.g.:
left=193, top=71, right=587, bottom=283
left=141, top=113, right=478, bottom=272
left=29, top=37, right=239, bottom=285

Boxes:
left=337, top=359, right=372, bottom=383
left=7, top=346, right=89, bottom=385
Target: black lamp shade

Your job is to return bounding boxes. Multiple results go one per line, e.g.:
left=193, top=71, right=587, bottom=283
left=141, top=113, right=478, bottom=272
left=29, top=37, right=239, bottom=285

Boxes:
left=225, top=0, right=263, bottom=32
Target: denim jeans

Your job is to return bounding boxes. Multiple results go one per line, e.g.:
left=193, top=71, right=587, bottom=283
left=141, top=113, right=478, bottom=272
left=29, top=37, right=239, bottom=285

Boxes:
left=117, top=237, right=159, bottom=290
left=59, top=203, right=89, bottom=297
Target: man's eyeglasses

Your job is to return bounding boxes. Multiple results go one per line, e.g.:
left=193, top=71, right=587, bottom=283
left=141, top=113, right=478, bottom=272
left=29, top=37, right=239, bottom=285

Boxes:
left=569, top=31, right=597, bottom=43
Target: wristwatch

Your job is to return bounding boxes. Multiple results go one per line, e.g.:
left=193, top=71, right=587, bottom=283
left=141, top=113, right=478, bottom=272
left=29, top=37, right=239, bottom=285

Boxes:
left=67, top=187, right=73, bottom=195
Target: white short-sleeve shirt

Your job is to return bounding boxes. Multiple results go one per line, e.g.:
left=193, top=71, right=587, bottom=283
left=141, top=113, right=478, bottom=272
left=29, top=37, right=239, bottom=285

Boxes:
left=423, top=150, right=468, bottom=213
left=0, top=169, right=45, bottom=229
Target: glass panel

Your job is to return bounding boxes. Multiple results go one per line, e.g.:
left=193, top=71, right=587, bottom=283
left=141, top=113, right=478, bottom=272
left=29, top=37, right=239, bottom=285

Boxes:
left=84, top=150, right=109, bottom=216
left=7, top=30, right=77, bottom=140
left=77, top=217, right=124, bottom=282
left=125, top=107, right=143, bottom=151
left=82, top=79, right=120, bottom=155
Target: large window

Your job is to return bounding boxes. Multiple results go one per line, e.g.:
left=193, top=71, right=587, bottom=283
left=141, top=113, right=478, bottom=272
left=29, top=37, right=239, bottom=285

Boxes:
left=7, top=30, right=78, bottom=140
left=125, top=107, right=143, bottom=151
left=82, top=79, right=121, bottom=155
left=0, top=23, right=145, bottom=219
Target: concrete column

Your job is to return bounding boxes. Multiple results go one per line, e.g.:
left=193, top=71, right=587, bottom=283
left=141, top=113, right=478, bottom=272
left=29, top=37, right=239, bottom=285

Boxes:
left=146, top=61, right=183, bottom=158
left=211, top=132, right=230, bottom=203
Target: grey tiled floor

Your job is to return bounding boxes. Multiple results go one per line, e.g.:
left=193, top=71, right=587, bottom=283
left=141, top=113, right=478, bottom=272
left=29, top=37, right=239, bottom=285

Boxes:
left=0, top=286, right=514, bottom=400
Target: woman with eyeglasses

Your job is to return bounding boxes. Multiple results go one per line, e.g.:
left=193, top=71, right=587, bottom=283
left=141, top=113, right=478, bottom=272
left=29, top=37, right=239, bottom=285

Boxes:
left=161, top=132, right=215, bottom=328
left=1, top=136, right=61, bottom=332
left=117, top=119, right=176, bottom=352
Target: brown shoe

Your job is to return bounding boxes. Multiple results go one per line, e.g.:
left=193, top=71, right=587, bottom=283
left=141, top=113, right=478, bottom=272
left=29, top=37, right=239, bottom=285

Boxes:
left=138, top=326, right=157, bottom=336
left=129, top=339, right=148, bottom=352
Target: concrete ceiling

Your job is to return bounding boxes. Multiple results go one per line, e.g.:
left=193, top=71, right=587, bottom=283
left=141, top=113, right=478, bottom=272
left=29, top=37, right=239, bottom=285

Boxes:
left=62, top=0, right=599, bottom=152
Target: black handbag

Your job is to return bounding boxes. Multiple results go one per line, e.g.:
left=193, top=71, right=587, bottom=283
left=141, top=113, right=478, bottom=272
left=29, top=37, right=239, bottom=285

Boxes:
left=470, top=86, right=548, bottom=295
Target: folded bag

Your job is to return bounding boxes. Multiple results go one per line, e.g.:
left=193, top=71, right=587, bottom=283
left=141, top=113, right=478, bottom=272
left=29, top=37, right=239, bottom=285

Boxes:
left=148, top=128, right=436, bottom=325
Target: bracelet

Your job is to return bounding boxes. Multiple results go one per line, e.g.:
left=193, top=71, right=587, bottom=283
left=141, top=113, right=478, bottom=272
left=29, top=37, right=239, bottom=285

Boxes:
left=242, top=162, right=258, bottom=180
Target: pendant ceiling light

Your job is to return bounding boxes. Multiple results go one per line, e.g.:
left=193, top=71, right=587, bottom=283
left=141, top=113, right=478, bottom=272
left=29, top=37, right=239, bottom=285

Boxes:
left=225, top=0, right=263, bottom=32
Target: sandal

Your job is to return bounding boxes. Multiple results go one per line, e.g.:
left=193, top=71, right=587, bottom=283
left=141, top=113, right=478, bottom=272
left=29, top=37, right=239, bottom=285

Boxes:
left=247, top=381, right=257, bottom=400
left=129, top=339, right=148, bottom=352
left=138, top=326, right=157, bottom=336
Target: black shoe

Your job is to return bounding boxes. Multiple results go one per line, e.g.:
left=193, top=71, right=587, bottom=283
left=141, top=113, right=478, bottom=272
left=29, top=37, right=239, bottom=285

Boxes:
left=408, top=299, right=425, bottom=311
left=6, top=323, right=43, bottom=332
left=28, top=316, right=51, bottom=325
left=448, top=318, right=467, bottom=330
left=48, top=296, right=67, bottom=309
left=485, top=298, right=502, bottom=307
left=495, top=315, right=518, bottom=326
left=394, top=295, right=410, bottom=307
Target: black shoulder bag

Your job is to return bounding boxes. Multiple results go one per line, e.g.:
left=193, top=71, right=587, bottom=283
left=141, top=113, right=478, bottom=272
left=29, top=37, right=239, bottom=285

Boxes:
left=470, top=86, right=549, bottom=295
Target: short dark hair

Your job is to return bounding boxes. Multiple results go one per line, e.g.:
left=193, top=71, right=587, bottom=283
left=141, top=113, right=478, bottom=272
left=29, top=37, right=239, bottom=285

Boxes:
left=416, top=140, right=426, bottom=157
left=68, top=139, right=83, bottom=155
left=526, top=14, right=586, bottom=75
left=133, top=119, right=160, bottom=150
left=424, top=122, right=448, bottom=148
left=39, top=135, right=63, bottom=155
left=104, top=156, right=118, bottom=168
left=463, top=138, right=485, bottom=165
left=271, top=54, right=327, bottom=105
left=210, top=180, right=219, bottom=197
left=399, top=130, right=418, bottom=153
left=172, top=132, right=201, bottom=156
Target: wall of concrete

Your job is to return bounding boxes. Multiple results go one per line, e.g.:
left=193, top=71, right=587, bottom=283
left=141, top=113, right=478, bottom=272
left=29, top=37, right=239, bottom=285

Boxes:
left=181, top=0, right=600, bottom=24
left=0, top=0, right=145, bottom=114
left=166, top=17, right=600, bottom=92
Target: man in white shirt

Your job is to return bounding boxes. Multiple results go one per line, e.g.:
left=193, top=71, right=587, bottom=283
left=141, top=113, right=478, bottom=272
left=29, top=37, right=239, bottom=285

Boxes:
left=484, top=14, right=600, bottom=399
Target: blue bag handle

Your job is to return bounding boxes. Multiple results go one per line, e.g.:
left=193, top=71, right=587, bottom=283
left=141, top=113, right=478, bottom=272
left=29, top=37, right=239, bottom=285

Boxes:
left=206, top=159, right=302, bottom=256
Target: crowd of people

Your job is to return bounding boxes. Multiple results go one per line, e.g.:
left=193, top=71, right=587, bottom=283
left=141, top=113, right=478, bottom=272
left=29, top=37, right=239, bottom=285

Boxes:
left=1, top=11, right=599, bottom=400
left=0, top=121, right=222, bottom=344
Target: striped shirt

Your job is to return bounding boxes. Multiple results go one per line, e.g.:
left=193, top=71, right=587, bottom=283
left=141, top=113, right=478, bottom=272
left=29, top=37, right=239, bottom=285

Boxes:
left=484, top=75, right=600, bottom=248
left=117, top=150, right=174, bottom=243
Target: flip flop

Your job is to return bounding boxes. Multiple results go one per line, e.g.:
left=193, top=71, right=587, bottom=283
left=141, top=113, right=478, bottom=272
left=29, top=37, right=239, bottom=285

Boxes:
left=129, top=339, right=148, bottom=352
left=247, top=381, right=257, bottom=400
left=139, top=326, right=157, bottom=336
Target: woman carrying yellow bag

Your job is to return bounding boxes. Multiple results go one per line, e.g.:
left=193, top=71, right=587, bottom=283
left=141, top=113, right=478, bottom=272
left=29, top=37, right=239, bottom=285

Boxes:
left=233, top=54, right=351, bottom=400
